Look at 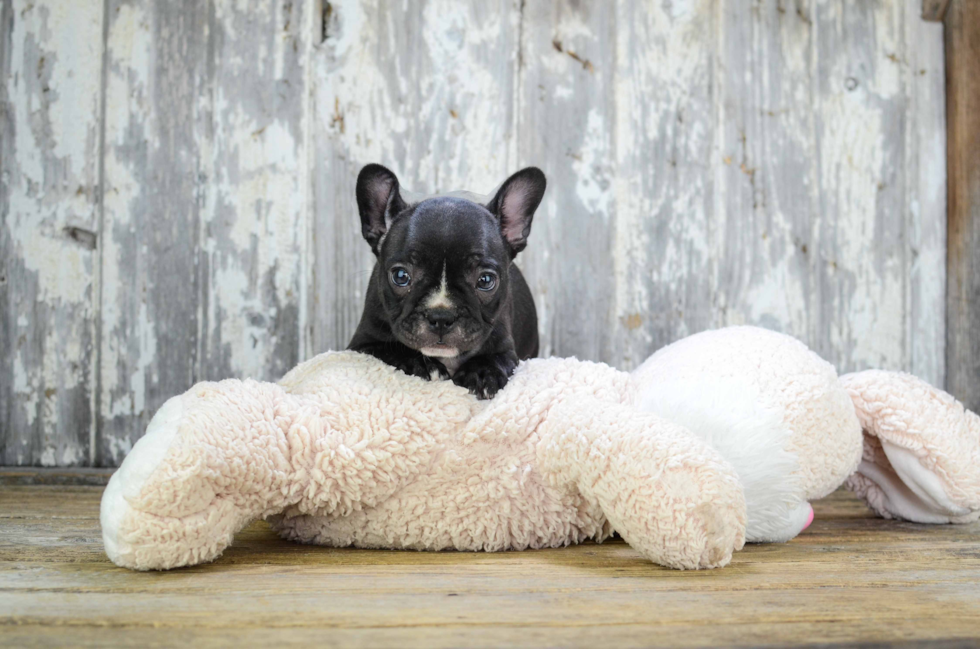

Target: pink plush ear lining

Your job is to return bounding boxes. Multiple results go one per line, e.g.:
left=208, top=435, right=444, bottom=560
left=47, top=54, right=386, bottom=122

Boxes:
left=840, top=370, right=980, bottom=524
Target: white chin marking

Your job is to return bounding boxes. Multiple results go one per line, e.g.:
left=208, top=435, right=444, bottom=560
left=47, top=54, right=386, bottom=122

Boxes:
left=421, top=346, right=458, bottom=358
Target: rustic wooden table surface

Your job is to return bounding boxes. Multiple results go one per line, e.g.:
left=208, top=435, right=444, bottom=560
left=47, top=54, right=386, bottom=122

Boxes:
left=2, top=484, right=979, bottom=648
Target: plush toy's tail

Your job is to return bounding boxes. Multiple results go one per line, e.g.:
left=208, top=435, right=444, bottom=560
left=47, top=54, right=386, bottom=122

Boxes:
left=840, top=370, right=980, bottom=524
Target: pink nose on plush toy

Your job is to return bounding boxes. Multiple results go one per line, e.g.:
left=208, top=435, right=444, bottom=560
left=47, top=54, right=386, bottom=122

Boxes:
left=802, top=504, right=815, bottom=531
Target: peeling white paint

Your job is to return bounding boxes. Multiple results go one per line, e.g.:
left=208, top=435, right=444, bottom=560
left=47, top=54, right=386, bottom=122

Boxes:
left=106, top=4, right=152, bottom=105
left=571, top=109, right=611, bottom=220
left=12, top=356, right=37, bottom=427
left=742, top=250, right=808, bottom=330
left=818, top=36, right=901, bottom=370
left=202, top=7, right=310, bottom=379
left=128, top=301, right=157, bottom=418
left=3, top=0, right=103, bottom=466
left=39, top=447, right=56, bottom=467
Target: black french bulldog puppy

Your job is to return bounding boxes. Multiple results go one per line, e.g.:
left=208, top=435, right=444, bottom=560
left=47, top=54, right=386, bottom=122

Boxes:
left=348, top=164, right=544, bottom=399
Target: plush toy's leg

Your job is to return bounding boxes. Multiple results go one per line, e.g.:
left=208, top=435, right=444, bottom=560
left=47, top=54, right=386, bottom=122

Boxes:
left=101, top=380, right=316, bottom=570
left=841, top=370, right=980, bottom=524
left=101, top=394, right=188, bottom=568
left=538, top=398, right=746, bottom=570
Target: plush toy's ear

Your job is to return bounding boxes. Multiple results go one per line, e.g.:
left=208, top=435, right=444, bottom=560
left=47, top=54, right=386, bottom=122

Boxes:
left=486, top=167, right=546, bottom=257
left=356, top=164, right=407, bottom=255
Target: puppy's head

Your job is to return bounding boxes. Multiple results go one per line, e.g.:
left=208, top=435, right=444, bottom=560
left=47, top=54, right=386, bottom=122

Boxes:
left=355, top=164, right=546, bottom=358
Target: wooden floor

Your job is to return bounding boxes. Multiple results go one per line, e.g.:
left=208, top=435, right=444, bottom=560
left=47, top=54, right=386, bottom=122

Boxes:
left=2, top=484, right=979, bottom=648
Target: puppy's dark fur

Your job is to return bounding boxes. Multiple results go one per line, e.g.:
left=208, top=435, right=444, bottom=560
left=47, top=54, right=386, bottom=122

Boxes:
left=348, top=164, right=544, bottom=399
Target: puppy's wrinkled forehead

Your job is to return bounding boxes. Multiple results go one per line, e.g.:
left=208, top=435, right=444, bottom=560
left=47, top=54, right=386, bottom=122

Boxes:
left=390, top=197, right=506, bottom=261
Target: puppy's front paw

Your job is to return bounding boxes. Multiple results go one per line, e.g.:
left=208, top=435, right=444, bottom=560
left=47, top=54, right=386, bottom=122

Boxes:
left=397, top=354, right=450, bottom=381
left=452, top=355, right=512, bottom=399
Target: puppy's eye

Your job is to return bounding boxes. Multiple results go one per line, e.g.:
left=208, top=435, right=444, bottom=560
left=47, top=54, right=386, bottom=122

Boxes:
left=390, top=267, right=411, bottom=287
left=476, top=272, right=497, bottom=291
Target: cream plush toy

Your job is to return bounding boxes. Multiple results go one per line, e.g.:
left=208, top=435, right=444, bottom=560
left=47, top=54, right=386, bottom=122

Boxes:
left=100, top=326, right=980, bottom=571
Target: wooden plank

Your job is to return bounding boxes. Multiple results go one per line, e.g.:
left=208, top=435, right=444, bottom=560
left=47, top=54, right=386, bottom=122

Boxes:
left=0, top=1, right=104, bottom=466
left=97, top=0, right=210, bottom=465
left=1, top=487, right=979, bottom=648
left=712, top=0, right=818, bottom=359
left=311, top=0, right=522, bottom=353
left=515, top=1, right=616, bottom=360
left=98, top=1, right=315, bottom=464
left=945, top=0, right=980, bottom=412
left=906, top=0, right=947, bottom=387
left=605, top=0, right=716, bottom=368
left=0, top=467, right=113, bottom=486
left=922, top=0, right=950, bottom=22
left=607, top=0, right=945, bottom=378
left=808, top=2, right=911, bottom=373
left=197, top=0, right=313, bottom=381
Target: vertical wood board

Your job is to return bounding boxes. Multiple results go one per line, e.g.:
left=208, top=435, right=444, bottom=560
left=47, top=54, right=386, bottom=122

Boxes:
left=0, top=0, right=104, bottom=466
left=713, top=0, right=816, bottom=353
left=607, top=0, right=718, bottom=367
left=515, top=0, right=617, bottom=360
left=97, top=0, right=314, bottom=464
left=198, top=0, right=312, bottom=383
left=98, top=0, right=210, bottom=464
left=945, top=0, right=980, bottom=412
left=905, top=0, right=946, bottom=390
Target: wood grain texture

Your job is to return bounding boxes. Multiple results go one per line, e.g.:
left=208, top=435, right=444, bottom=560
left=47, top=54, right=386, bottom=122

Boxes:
left=0, top=1, right=104, bottom=466
left=906, top=0, right=947, bottom=392
left=607, top=0, right=716, bottom=366
left=97, top=0, right=210, bottom=465
left=811, top=2, right=911, bottom=372
left=703, top=1, right=945, bottom=382
left=516, top=0, right=616, bottom=360
left=557, top=0, right=945, bottom=378
left=2, top=486, right=979, bottom=648
left=714, top=0, right=816, bottom=356
left=945, top=0, right=980, bottom=413
left=197, top=0, right=313, bottom=382
left=97, top=0, right=313, bottom=464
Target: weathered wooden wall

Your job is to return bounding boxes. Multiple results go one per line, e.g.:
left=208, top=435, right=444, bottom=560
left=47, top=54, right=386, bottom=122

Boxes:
left=0, top=0, right=948, bottom=467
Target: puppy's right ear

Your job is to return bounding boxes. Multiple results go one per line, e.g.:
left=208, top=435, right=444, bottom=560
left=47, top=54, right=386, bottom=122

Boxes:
left=356, top=164, right=407, bottom=255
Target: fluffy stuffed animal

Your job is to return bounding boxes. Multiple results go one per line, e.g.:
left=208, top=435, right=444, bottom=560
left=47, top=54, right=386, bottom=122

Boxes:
left=100, top=327, right=980, bottom=571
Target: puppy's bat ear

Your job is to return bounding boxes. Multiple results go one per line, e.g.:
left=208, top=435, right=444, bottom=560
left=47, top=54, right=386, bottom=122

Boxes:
left=356, top=164, right=407, bottom=255
left=486, top=167, right=546, bottom=257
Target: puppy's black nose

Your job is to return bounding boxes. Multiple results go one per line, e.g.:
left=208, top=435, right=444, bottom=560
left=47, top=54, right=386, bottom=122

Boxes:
left=426, top=308, right=457, bottom=333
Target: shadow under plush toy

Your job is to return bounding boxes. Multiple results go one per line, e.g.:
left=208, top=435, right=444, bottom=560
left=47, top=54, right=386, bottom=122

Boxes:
left=100, top=326, right=980, bottom=571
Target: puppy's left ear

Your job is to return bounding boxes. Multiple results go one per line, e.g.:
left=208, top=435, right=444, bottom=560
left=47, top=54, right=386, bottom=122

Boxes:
left=486, top=167, right=546, bottom=257
left=356, top=163, right=407, bottom=255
